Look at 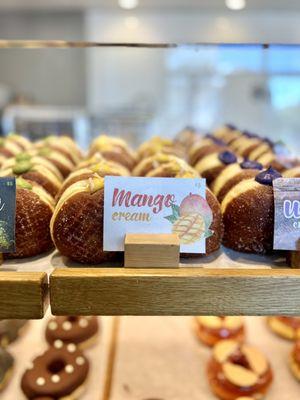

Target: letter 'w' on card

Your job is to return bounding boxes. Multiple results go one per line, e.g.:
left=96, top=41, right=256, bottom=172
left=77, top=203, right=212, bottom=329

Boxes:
left=103, top=176, right=213, bottom=254
left=0, top=177, right=16, bottom=253
left=273, top=178, right=300, bottom=251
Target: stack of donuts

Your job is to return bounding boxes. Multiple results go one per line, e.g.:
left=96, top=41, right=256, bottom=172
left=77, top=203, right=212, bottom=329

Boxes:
left=182, top=124, right=300, bottom=255
left=21, top=315, right=99, bottom=399
left=0, top=319, right=29, bottom=394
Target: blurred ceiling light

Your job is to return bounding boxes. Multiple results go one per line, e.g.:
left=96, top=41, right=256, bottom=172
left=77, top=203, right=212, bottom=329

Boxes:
left=125, top=16, right=139, bottom=29
left=118, top=0, right=139, bottom=10
left=225, top=0, right=246, bottom=10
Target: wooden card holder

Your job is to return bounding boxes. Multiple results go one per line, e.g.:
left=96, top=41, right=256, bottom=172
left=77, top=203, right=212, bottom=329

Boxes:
left=289, top=251, right=300, bottom=268
left=124, top=233, right=180, bottom=268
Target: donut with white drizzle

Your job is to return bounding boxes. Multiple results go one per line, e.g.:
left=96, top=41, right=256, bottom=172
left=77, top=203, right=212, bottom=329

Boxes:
left=21, top=341, right=89, bottom=399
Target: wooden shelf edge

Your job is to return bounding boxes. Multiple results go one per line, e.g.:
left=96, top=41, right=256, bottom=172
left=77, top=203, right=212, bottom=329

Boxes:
left=0, top=271, right=49, bottom=319
left=50, top=267, right=300, bottom=316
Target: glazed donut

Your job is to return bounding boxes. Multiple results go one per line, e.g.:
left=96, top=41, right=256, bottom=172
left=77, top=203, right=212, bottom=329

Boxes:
left=211, top=160, right=263, bottom=203
left=133, top=153, right=186, bottom=177
left=51, top=176, right=118, bottom=264
left=0, top=159, right=62, bottom=197
left=137, top=136, right=184, bottom=160
left=75, top=152, right=105, bottom=170
left=195, top=316, right=245, bottom=347
left=46, top=316, right=99, bottom=349
left=6, top=133, right=32, bottom=151
left=56, top=160, right=130, bottom=199
left=221, top=167, right=281, bottom=254
left=195, top=150, right=239, bottom=185
left=146, top=157, right=199, bottom=179
left=37, top=148, right=75, bottom=178
left=283, top=166, right=300, bottom=178
left=207, top=339, right=273, bottom=400
left=289, top=340, right=300, bottom=381
left=189, top=141, right=226, bottom=167
left=5, top=178, right=54, bottom=259
left=21, top=342, right=89, bottom=399
left=36, top=136, right=82, bottom=165
left=89, top=135, right=137, bottom=170
left=267, top=316, right=300, bottom=340
left=0, top=348, right=14, bottom=392
left=0, top=320, right=28, bottom=347
left=214, top=125, right=242, bottom=145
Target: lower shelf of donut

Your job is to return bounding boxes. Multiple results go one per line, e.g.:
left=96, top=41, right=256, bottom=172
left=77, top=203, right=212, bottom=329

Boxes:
left=1, top=248, right=300, bottom=317
left=2, top=316, right=299, bottom=399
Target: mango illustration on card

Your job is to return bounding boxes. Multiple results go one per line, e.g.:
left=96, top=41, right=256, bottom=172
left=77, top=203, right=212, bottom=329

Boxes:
left=103, top=176, right=212, bottom=253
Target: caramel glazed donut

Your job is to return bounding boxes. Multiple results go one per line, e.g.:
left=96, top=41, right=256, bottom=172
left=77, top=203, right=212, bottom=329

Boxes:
left=46, top=316, right=99, bottom=349
left=21, top=342, right=89, bottom=399
left=267, top=316, right=300, bottom=340
left=207, top=339, right=273, bottom=400
left=195, top=316, right=245, bottom=347
left=0, top=347, right=14, bottom=392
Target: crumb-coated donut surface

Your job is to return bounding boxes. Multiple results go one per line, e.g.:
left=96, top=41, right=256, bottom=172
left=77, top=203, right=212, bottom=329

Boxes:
left=195, top=316, right=245, bottom=347
left=5, top=187, right=54, bottom=259
left=51, top=188, right=118, bottom=264
left=0, top=348, right=14, bottom=390
left=207, top=340, right=273, bottom=400
left=21, top=343, right=89, bottom=399
left=46, top=316, right=99, bottom=348
left=221, top=179, right=274, bottom=254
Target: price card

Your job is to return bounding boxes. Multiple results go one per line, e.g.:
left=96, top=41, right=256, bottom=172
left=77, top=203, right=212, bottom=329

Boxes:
left=273, top=178, right=300, bottom=250
left=0, top=177, right=16, bottom=253
left=103, top=176, right=213, bottom=253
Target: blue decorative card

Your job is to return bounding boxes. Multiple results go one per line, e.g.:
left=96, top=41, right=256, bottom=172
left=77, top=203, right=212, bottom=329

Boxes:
left=0, top=177, right=16, bottom=253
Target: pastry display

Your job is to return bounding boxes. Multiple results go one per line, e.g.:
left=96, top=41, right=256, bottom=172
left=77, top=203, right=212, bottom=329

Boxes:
left=195, top=316, right=245, bottom=347
left=5, top=177, right=54, bottom=258
left=0, top=320, right=28, bottom=347
left=289, top=340, right=300, bottom=381
left=21, top=342, right=89, bottom=399
left=0, top=348, right=14, bottom=392
left=267, top=316, right=300, bottom=340
left=221, top=167, right=281, bottom=253
left=211, top=160, right=263, bottom=203
left=189, top=138, right=227, bottom=167
left=0, top=158, right=62, bottom=197
left=133, top=153, right=187, bottom=176
left=45, top=316, right=99, bottom=349
left=89, top=135, right=137, bottom=170
left=207, top=339, right=273, bottom=400
left=230, top=134, right=262, bottom=159
left=195, top=150, right=239, bottom=185
left=50, top=176, right=117, bottom=264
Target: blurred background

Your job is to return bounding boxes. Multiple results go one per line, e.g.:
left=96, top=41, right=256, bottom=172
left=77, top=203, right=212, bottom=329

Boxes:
left=0, top=0, right=300, bottom=150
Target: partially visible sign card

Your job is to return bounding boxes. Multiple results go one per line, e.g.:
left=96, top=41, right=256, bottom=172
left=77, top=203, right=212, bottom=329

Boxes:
left=0, top=177, right=16, bottom=253
left=104, top=177, right=213, bottom=253
left=273, top=178, right=300, bottom=250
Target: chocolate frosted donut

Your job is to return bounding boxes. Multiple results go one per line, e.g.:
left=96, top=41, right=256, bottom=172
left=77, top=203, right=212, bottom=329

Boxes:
left=211, top=161, right=262, bottom=203
left=21, top=342, right=89, bottom=399
left=267, top=316, right=300, bottom=340
left=0, top=320, right=28, bottom=347
left=0, top=348, right=14, bottom=392
left=195, top=316, right=245, bottom=347
left=207, top=340, right=273, bottom=400
left=221, top=168, right=281, bottom=254
left=46, top=316, right=99, bottom=349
